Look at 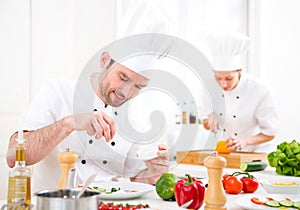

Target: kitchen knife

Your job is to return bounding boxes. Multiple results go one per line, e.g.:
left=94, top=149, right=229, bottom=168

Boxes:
left=204, top=129, right=223, bottom=150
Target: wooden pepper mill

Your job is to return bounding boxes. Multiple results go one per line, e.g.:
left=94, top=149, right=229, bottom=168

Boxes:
left=57, top=148, right=78, bottom=189
left=204, top=151, right=227, bottom=210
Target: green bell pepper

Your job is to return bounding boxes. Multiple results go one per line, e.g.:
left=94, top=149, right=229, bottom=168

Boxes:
left=155, top=173, right=179, bottom=201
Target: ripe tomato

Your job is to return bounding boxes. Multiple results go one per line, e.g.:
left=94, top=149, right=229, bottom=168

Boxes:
left=223, top=176, right=243, bottom=194
left=222, top=174, right=230, bottom=189
left=241, top=177, right=259, bottom=193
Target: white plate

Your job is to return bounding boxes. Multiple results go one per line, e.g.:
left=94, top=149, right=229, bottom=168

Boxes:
left=259, top=177, right=300, bottom=194
left=236, top=194, right=300, bottom=210
left=89, top=181, right=154, bottom=200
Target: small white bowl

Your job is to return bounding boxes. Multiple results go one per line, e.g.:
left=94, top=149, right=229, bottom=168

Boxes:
left=136, top=145, right=158, bottom=160
left=259, top=177, right=300, bottom=194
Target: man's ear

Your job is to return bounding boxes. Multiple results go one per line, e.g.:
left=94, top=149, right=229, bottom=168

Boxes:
left=100, top=52, right=111, bottom=69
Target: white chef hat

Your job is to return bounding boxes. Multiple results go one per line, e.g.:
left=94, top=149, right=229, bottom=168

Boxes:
left=117, top=0, right=177, bottom=37
left=112, top=0, right=178, bottom=76
left=207, top=31, right=251, bottom=71
left=118, top=54, right=159, bottom=76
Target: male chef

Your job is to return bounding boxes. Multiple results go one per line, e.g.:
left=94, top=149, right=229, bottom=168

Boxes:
left=6, top=51, right=169, bottom=192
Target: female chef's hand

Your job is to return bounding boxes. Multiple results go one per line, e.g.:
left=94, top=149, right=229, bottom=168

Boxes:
left=203, top=113, right=220, bottom=133
left=72, top=110, right=116, bottom=142
left=226, top=136, right=249, bottom=151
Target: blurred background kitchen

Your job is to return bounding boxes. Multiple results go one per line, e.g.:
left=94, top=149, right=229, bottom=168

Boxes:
left=1, top=0, right=300, bottom=200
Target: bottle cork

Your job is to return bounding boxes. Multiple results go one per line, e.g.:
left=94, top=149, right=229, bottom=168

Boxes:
left=204, top=151, right=227, bottom=210
left=57, top=148, right=78, bottom=189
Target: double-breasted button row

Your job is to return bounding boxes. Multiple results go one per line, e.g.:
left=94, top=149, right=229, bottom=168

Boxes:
left=81, top=159, right=108, bottom=165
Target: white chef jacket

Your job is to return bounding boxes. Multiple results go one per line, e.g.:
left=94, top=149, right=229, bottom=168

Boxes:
left=15, top=79, right=146, bottom=193
left=202, top=73, right=278, bottom=152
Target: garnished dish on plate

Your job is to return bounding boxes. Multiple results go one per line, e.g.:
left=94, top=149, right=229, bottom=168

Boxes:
left=78, top=181, right=154, bottom=200
left=236, top=194, right=300, bottom=210
left=259, top=177, right=300, bottom=194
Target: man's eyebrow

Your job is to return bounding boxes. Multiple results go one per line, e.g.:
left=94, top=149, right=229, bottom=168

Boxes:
left=120, top=71, right=130, bottom=80
left=136, top=83, right=147, bottom=88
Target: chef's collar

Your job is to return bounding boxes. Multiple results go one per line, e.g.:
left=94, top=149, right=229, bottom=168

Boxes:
left=93, top=94, right=109, bottom=110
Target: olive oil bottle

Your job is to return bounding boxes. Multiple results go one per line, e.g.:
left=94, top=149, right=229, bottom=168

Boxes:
left=7, top=130, right=31, bottom=205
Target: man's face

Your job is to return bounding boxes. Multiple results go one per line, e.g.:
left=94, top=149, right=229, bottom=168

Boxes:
left=99, top=62, right=149, bottom=107
left=214, top=70, right=241, bottom=91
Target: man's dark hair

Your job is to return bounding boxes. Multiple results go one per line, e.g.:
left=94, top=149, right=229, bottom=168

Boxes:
left=107, top=59, right=115, bottom=70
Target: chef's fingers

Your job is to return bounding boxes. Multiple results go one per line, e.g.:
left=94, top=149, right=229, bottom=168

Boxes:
left=102, top=114, right=116, bottom=139
left=86, top=120, right=97, bottom=136
left=157, top=150, right=168, bottom=160
left=94, top=112, right=111, bottom=141
left=158, top=144, right=167, bottom=150
left=89, top=115, right=103, bottom=139
left=150, top=158, right=169, bottom=168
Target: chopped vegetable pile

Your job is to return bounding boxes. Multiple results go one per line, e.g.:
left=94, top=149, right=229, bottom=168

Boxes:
left=93, top=187, right=121, bottom=194
left=267, top=140, right=300, bottom=176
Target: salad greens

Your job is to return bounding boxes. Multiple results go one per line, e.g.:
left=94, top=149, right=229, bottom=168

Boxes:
left=268, top=140, right=300, bottom=176
left=92, top=186, right=121, bottom=194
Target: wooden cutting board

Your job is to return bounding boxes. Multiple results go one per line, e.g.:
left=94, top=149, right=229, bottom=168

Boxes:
left=176, top=150, right=268, bottom=168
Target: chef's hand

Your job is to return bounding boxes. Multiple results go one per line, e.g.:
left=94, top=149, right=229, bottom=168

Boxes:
left=131, top=144, right=169, bottom=185
left=226, top=136, right=248, bottom=151
left=72, top=110, right=116, bottom=142
left=203, top=113, right=219, bottom=133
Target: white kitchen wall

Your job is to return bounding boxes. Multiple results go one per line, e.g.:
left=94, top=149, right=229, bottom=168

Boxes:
left=0, top=0, right=31, bottom=201
left=0, top=0, right=115, bottom=200
left=254, top=0, right=300, bottom=144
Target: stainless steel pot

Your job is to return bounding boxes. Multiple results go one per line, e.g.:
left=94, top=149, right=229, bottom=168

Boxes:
left=35, top=189, right=100, bottom=210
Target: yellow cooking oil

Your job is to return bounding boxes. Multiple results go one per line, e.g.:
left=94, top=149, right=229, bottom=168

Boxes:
left=7, top=130, right=31, bottom=206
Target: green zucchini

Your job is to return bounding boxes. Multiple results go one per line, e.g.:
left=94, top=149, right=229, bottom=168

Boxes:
left=279, top=200, right=293, bottom=207
left=293, top=201, right=300, bottom=208
left=265, top=200, right=280, bottom=207
left=240, top=161, right=267, bottom=172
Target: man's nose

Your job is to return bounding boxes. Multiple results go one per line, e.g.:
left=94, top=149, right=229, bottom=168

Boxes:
left=117, top=83, right=136, bottom=99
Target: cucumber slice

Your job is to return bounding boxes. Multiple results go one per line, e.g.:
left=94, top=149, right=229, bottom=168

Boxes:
left=279, top=200, right=293, bottom=207
left=240, top=161, right=267, bottom=172
left=265, top=200, right=280, bottom=207
left=293, top=201, right=300, bottom=208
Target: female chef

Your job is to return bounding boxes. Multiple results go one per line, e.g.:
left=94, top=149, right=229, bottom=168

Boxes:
left=202, top=31, right=278, bottom=152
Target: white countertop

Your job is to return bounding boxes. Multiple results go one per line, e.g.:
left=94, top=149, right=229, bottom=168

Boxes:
left=0, top=163, right=293, bottom=210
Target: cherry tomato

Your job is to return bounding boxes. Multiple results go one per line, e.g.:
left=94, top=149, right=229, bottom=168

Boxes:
left=222, top=173, right=230, bottom=189
left=241, top=177, right=259, bottom=193
left=223, top=176, right=243, bottom=194
left=112, top=206, right=121, bottom=210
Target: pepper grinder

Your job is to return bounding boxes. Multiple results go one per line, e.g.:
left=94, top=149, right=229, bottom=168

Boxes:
left=204, top=151, right=227, bottom=210
left=57, top=148, right=78, bottom=189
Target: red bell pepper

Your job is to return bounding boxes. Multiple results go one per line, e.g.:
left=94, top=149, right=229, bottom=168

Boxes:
left=174, top=174, right=205, bottom=210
